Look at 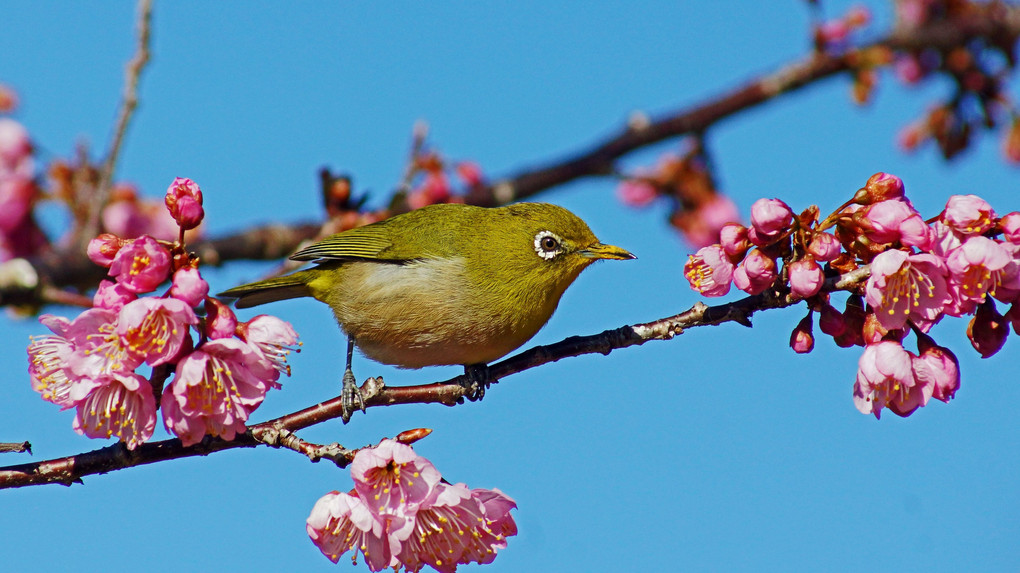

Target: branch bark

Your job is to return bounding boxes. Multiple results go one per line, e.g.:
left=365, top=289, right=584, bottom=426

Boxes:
left=0, top=267, right=867, bottom=489
left=7, top=5, right=1018, bottom=308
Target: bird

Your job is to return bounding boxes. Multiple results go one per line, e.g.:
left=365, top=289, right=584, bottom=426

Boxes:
left=219, top=202, right=634, bottom=419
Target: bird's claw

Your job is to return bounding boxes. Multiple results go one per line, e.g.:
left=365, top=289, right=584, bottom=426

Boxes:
left=340, top=368, right=366, bottom=423
left=460, top=364, right=496, bottom=402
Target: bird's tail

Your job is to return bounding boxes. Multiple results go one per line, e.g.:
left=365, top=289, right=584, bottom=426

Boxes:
left=218, top=270, right=316, bottom=309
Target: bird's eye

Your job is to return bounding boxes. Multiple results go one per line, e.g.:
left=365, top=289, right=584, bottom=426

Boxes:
left=534, top=231, right=564, bottom=260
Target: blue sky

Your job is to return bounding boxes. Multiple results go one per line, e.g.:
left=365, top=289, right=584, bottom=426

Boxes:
left=2, top=2, right=1018, bottom=571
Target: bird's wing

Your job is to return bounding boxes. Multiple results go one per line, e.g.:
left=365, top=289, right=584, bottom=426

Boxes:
left=290, top=226, right=400, bottom=262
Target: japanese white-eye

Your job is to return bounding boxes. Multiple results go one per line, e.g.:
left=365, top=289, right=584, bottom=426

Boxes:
left=220, top=202, right=633, bottom=376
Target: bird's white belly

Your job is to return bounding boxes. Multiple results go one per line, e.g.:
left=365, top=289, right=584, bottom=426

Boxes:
left=326, top=257, right=530, bottom=368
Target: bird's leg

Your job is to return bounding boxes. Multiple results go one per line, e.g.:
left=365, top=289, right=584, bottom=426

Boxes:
left=461, top=363, right=497, bottom=402
left=340, top=337, right=366, bottom=423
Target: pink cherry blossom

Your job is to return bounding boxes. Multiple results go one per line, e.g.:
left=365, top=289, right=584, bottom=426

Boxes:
left=1000, top=212, right=1020, bottom=244
left=861, top=199, right=930, bottom=249
left=408, top=173, right=451, bottom=210
left=351, top=439, right=442, bottom=520
left=865, top=250, right=951, bottom=332
left=945, top=236, right=1011, bottom=305
left=164, top=177, right=204, bottom=230
left=927, top=220, right=962, bottom=259
left=473, top=488, right=518, bottom=540
left=719, top=223, right=749, bottom=258
left=102, top=191, right=181, bottom=241
left=684, top=245, right=733, bottom=297
left=169, top=266, right=209, bottom=307
left=455, top=161, right=484, bottom=188
left=306, top=490, right=399, bottom=571
left=27, top=315, right=76, bottom=407
left=853, top=341, right=933, bottom=419
left=0, top=118, right=32, bottom=172
left=161, top=338, right=277, bottom=446
left=941, top=194, right=996, bottom=235
left=617, top=179, right=657, bottom=208
left=64, top=308, right=141, bottom=381
left=71, top=372, right=156, bottom=450
left=92, top=279, right=136, bottom=311
left=732, top=248, right=776, bottom=295
left=117, top=297, right=198, bottom=366
left=0, top=176, right=33, bottom=233
left=238, top=314, right=300, bottom=377
left=749, top=198, right=793, bottom=240
left=682, top=195, right=741, bottom=249
left=397, top=482, right=513, bottom=572
left=914, top=333, right=960, bottom=402
left=790, top=315, right=814, bottom=354
left=789, top=257, right=824, bottom=298
left=808, top=232, right=841, bottom=262
left=87, top=233, right=126, bottom=267
left=108, top=235, right=172, bottom=294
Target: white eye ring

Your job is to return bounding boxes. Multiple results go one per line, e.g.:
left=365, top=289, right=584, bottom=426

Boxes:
left=534, top=231, right=564, bottom=260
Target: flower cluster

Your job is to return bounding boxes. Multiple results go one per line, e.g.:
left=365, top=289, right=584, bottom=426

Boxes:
left=405, top=152, right=485, bottom=211
left=27, top=177, right=299, bottom=448
left=307, top=439, right=517, bottom=572
left=617, top=142, right=740, bottom=248
left=683, top=172, right=1019, bottom=419
left=0, top=109, right=46, bottom=261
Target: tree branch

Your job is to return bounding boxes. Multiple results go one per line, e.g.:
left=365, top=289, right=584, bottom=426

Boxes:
left=77, top=0, right=152, bottom=252
left=0, top=267, right=868, bottom=489
left=6, top=5, right=1016, bottom=309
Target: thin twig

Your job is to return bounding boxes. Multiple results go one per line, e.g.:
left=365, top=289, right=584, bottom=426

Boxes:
left=0, top=442, right=31, bottom=455
left=77, top=0, right=152, bottom=251
left=6, top=8, right=1017, bottom=307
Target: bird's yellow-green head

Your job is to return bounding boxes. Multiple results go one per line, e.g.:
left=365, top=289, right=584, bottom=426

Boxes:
left=220, top=202, right=634, bottom=368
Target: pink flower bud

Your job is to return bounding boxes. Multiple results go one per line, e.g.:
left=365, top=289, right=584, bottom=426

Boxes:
left=87, top=234, right=126, bottom=267
left=204, top=297, right=238, bottom=340
left=108, top=236, right=172, bottom=294
left=914, top=332, right=960, bottom=402
left=997, top=212, right=1020, bottom=244
left=683, top=245, right=733, bottom=297
left=0, top=177, right=34, bottom=233
left=165, top=177, right=204, bottom=230
left=854, top=172, right=905, bottom=204
left=750, top=198, right=793, bottom=240
left=790, top=315, right=814, bottom=354
left=617, top=179, right=658, bottom=208
left=967, top=300, right=1009, bottom=358
left=719, top=223, right=749, bottom=258
left=818, top=302, right=846, bottom=337
left=92, top=279, right=137, bottom=311
left=834, top=295, right=866, bottom=348
left=942, top=194, right=996, bottom=235
left=860, top=199, right=931, bottom=250
left=0, top=118, right=32, bottom=167
left=170, top=266, right=209, bottom=307
left=732, top=249, right=776, bottom=295
left=788, top=257, right=824, bottom=298
left=807, top=232, right=841, bottom=262
left=455, top=161, right=484, bottom=188
left=895, top=56, right=925, bottom=84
